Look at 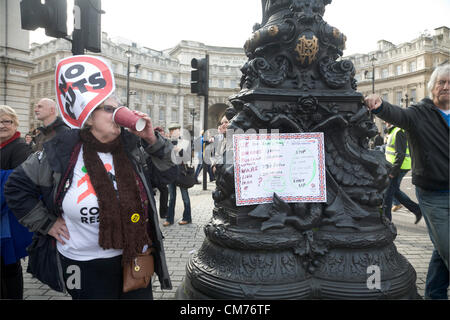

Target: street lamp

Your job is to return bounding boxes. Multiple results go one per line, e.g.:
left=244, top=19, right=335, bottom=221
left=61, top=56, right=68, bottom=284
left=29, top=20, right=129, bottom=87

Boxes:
left=364, top=55, right=377, bottom=94
left=125, top=48, right=140, bottom=108
left=401, top=94, right=412, bottom=108
left=190, top=108, right=198, bottom=163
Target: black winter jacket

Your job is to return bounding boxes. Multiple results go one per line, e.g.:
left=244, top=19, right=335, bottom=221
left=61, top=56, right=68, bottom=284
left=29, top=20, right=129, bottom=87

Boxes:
left=374, top=98, right=449, bottom=191
left=1, top=134, right=32, bottom=170
left=33, top=116, right=70, bottom=152
left=5, top=128, right=177, bottom=289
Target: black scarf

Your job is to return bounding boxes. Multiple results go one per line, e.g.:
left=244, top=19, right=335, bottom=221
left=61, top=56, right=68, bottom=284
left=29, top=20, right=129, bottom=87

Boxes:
left=79, top=129, right=150, bottom=264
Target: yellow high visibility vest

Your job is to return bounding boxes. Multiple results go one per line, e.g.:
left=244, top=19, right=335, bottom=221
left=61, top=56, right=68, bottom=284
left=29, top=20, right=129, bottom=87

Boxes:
left=385, top=127, right=411, bottom=170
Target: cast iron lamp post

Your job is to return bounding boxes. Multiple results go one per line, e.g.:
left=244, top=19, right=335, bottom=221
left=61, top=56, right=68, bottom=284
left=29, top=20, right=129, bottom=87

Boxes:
left=190, top=108, right=198, bottom=163
left=177, top=0, right=419, bottom=300
left=364, top=55, right=377, bottom=94
left=401, top=94, right=412, bottom=107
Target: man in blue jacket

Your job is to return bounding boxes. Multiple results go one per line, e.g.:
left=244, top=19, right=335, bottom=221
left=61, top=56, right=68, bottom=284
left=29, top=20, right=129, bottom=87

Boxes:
left=365, top=64, right=449, bottom=299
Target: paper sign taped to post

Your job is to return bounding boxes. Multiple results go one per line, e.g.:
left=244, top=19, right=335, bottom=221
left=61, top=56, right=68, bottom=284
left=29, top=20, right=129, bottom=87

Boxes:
left=55, top=55, right=115, bottom=128
left=233, top=133, right=327, bottom=206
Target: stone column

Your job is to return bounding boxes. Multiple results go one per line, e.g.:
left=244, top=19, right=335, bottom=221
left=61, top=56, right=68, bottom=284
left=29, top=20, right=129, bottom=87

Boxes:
left=0, top=0, right=35, bottom=134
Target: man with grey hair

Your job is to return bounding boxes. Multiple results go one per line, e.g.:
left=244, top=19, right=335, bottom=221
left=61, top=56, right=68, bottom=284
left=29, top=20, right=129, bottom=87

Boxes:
left=33, top=98, right=69, bottom=151
left=364, top=64, right=449, bottom=299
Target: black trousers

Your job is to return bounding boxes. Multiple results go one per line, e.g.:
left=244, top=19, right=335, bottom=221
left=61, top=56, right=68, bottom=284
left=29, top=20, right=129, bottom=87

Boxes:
left=157, top=184, right=169, bottom=218
left=0, top=257, right=23, bottom=299
left=59, top=253, right=153, bottom=300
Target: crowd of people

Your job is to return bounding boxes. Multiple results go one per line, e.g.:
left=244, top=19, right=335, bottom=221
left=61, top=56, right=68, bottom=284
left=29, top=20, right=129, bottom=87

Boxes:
left=0, top=59, right=448, bottom=300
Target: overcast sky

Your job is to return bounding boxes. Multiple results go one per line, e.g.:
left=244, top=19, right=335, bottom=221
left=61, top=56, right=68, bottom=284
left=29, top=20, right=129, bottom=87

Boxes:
left=29, top=0, right=450, bottom=56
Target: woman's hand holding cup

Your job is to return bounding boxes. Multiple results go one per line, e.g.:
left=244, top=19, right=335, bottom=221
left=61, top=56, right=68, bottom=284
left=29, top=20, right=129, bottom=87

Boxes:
left=127, top=110, right=157, bottom=146
left=112, top=107, right=157, bottom=145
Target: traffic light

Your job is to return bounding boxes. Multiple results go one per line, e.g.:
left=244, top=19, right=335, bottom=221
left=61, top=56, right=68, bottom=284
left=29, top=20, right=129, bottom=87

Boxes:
left=20, top=0, right=68, bottom=38
left=191, top=56, right=209, bottom=96
left=73, top=0, right=103, bottom=54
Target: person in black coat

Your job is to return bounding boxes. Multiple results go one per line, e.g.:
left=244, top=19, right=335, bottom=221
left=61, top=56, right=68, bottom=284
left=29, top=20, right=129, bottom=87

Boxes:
left=0, top=105, right=33, bottom=299
left=32, top=98, right=70, bottom=152
left=365, top=64, right=449, bottom=299
left=153, top=126, right=169, bottom=218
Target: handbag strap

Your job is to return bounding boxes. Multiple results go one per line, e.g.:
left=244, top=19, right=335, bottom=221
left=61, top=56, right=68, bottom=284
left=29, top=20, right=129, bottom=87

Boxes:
left=134, top=171, right=154, bottom=243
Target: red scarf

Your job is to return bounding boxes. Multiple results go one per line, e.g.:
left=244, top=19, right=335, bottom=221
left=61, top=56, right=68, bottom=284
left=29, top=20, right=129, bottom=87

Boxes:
left=0, top=131, right=20, bottom=149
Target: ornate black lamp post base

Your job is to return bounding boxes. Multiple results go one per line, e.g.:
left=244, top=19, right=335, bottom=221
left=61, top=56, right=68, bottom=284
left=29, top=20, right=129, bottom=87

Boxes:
left=177, top=207, right=419, bottom=299
left=177, top=0, right=419, bottom=300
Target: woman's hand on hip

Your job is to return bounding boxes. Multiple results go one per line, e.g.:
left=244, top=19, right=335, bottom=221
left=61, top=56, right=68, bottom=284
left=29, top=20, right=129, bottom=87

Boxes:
left=48, top=217, right=70, bottom=245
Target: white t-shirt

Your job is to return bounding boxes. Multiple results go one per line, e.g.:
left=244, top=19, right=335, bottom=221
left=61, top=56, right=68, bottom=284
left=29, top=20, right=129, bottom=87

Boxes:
left=57, top=149, right=123, bottom=261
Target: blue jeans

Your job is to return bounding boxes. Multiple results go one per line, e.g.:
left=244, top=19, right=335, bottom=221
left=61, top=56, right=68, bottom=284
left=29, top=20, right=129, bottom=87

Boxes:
left=424, top=250, right=449, bottom=299
left=383, top=170, right=421, bottom=221
left=195, top=163, right=215, bottom=181
left=167, top=183, right=191, bottom=224
left=416, top=187, right=449, bottom=299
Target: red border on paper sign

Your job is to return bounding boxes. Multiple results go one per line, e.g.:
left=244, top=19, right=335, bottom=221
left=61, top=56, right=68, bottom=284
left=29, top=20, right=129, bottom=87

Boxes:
left=55, top=55, right=114, bottom=128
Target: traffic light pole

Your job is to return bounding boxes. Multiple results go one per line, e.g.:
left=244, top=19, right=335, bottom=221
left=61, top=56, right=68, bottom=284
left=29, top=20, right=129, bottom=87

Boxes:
left=202, top=54, right=209, bottom=191
left=71, top=2, right=83, bottom=55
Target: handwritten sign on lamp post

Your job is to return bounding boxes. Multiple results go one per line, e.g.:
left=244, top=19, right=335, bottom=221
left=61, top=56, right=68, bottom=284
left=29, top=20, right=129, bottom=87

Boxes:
left=233, top=132, right=327, bottom=206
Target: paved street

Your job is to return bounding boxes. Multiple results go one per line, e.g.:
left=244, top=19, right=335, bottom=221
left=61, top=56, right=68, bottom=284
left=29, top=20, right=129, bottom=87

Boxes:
left=21, top=176, right=448, bottom=300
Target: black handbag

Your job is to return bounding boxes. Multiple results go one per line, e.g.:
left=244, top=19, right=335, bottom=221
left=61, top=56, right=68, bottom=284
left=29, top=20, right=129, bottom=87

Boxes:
left=175, top=164, right=197, bottom=189
left=26, top=234, right=65, bottom=292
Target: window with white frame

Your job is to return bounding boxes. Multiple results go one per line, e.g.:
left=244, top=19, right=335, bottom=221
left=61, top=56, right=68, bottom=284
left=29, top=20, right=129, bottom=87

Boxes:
left=159, top=108, right=165, bottom=121
left=410, top=89, right=417, bottom=104
left=396, top=91, right=403, bottom=106
left=171, top=108, right=178, bottom=122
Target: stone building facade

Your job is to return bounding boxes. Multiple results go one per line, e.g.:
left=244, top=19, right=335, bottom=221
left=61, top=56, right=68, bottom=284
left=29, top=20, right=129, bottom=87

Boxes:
left=28, top=34, right=247, bottom=136
left=28, top=26, right=449, bottom=136
left=346, top=26, right=450, bottom=133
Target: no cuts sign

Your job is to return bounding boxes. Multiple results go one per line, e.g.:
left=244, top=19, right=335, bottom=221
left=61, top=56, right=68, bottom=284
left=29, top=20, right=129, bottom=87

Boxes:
left=55, top=55, right=115, bottom=128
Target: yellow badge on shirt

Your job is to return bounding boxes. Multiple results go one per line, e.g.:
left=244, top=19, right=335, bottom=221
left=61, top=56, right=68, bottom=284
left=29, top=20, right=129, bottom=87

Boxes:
left=131, top=213, right=140, bottom=223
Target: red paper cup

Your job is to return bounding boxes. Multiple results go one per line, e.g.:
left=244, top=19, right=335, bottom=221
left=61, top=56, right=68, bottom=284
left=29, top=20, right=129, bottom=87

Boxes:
left=113, top=107, right=146, bottom=131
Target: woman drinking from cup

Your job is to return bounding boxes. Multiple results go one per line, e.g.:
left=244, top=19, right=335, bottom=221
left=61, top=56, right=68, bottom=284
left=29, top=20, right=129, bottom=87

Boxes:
left=5, top=95, right=177, bottom=299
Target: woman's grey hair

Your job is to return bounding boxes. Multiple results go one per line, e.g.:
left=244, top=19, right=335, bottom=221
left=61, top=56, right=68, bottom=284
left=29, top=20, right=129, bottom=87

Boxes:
left=428, top=64, right=450, bottom=99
